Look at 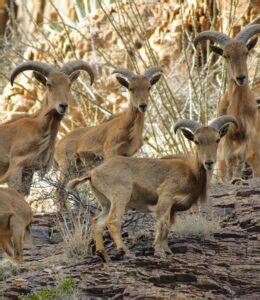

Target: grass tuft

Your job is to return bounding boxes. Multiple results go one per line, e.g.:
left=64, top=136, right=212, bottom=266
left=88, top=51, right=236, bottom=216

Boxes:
left=173, top=213, right=220, bottom=239
left=57, top=209, right=92, bottom=259
left=0, top=260, right=22, bottom=281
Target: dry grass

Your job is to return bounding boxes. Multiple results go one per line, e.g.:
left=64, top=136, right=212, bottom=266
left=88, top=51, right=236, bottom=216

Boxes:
left=0, top=260, right=22, bottom=281
left=173, top=213, right=221, bottom=239
left=57, top=209, right=92, bottom=259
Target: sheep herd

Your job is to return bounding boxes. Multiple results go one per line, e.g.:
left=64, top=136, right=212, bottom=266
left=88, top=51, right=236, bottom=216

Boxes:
left=0, top=24, right=259, bottom=263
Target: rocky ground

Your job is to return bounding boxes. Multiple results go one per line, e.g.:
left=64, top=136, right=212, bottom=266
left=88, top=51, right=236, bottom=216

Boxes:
left=0, top=178, right=259, bottom=299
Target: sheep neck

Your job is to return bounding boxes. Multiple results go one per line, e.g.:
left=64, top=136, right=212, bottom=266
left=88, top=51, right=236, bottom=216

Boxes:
left=33, top=94, right=63, bottom=171
left=193, top=153, right=210, bottom=204
left=227, top=79, right=251, bottom=113
left=122, top=102, right=145, bottom=142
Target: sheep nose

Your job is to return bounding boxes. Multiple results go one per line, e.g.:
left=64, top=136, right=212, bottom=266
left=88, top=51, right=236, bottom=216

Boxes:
left=59, top=103, right=68, bottom=112
left=205, top=160, right=214, bottom=170
left=139, top=104, right=147, bottom=112
left=236, top=75, right=246, bottom=85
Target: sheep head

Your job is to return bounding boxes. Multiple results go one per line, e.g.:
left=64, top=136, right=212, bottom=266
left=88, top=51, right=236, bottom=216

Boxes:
left=174, top=115, right=238, bottom=171
left=194, top=24, right=260, bottom=86
left=10, top=60, right=95, bottom=115
left=112, top=66, right=163, bottom=113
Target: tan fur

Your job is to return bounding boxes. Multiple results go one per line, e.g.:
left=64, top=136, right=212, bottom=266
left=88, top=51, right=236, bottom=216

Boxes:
left=0, top=188, right=32, bottom=263
left=55, top=75, right=160, bottom=206
left=67, top=126, right=227, bottom=260
left=246, top=83, right=260, bottom=176
left=217, top=42, right=257, bottom=182
left=0, top=73, right=74, bottom=195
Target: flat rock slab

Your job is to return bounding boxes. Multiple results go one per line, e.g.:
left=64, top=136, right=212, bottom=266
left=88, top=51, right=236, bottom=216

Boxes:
left=1, top=179, right=260, bottom=299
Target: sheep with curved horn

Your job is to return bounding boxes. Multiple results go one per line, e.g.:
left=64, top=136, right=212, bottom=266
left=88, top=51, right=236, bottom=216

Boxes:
left=67, top=115, right=237, bottom=261
left=0, top=60, right=94, bottom=196
left=194, top=24, right=260, bottom=182
left=55, top=66, right=163, bottom=209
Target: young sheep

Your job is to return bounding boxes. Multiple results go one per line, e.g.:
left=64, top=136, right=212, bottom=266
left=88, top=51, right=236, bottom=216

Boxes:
left=67, top=115, right=237, bottom=261
left=55, top=67, right=163, bottom=206
left=0, top=188, right=33, bottom=263
left=0, top=60, right=94, bottom=195
left=194, top=24, right=260, bottom=182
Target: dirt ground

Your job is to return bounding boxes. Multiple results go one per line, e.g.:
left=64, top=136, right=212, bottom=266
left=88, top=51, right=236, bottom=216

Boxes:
left=1, top=178, right=259, bottom=299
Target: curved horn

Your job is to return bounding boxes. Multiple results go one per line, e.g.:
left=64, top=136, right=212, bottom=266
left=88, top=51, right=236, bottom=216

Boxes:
left=10, top=61, right=54, bottom=86
left=143, top=66, right=163, bottom=79
left=194, top=31, right=232, bottom=47
left=60, top=60, right=95, bottom=85
left=112, top=68, right=136, bottom=80
left=208, top=115, right=238, bottom=130
left=235, top=24, right=260, bottom=43
left=174, top=119, right=201, bottom=134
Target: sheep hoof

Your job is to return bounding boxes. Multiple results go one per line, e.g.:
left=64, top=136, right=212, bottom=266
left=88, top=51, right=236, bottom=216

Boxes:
left=164, top=249, right=173, bottom=256
left=114, top=248, right=133, bottom=260
left=230, top=177, right=248, bottom=185
left=96, top=250, right=111, bottom=262
left=124, top=250, right=134, bottom=259
left=14, top=257, right=23, bottom=265
left=154, top=250, right=167, bottom=258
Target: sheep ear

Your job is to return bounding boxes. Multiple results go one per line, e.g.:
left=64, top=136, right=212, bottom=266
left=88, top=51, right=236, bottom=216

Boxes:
left=181, top=128, right=194, bottom=142
left=116, top=76, right=129, bottom=89
left=69, top=71, right=80, bottom=83
left=219, top=124, right=230, bottom=138
left=33, top=72, right=47, bottom=86
left=150, top=74, right=162, bottom=86
left=247, top=37, right=258, bottom=51
left=210, top=45, right=223, bottom=56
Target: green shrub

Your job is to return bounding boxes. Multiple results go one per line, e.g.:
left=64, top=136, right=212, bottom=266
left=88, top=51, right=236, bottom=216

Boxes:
left=21, top=278, right=78, bottom=300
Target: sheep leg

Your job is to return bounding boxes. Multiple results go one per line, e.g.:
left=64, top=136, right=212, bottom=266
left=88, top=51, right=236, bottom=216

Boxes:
left=231, top=150, right=247, bottom=184
left=226, top=156, right=235, bottom=182
left=56, top=161, right=71, bottom=209
left=21, top=168, right=34, bottom=196
left=56, top=173, right=69, bottom=209
left=57, top=157, right=86, bottom=209
left=10, top=217, right=24, bottom=263
left=91, top=186, right=111, bottom=261
left=154, top=195, right=174, bottom=256
left=7, top=166, right=24, bottom=195
left=218, top=138, right=233, bottom=182
left=251, top=155, right=260, bottom=177
left=106, top=201, right=131, bottom=257
left=233, top=155, right=245, bottom=179
left=218, top=159, right=227, bottom=183
left=91, top=168, right=133, bottom=258
left=1, top=238, right=14, bottom=258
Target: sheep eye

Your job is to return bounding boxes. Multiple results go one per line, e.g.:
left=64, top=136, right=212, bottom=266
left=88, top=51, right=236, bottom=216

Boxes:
left=216, top=138, right=220, bottom=144
left=46, top=82, right=52, bottom=88
left=129, top=88, right=133, bottom=92
left=194, top=141, right=199, bottom=145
